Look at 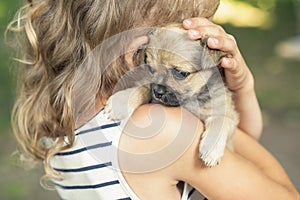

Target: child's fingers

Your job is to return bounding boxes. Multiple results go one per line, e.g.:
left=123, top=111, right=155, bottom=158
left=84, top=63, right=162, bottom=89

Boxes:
left=184, top=18, right=226, bottom=38
left=183, top=18, right=239, bottom=56
left=183, top=17, right=242, bottom=72
left=183, top=18, right=214, bottom=29
left=207, top=36, right=238, bottom=56
left=220, top=57, right=237, bottom=71
left=186, top=25, right=225, bottom=40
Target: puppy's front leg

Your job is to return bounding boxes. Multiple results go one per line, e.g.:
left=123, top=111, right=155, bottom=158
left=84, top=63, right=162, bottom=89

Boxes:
left=104, top=86, right=151, bottom=121
left=199, top=116, right=235, bottom=167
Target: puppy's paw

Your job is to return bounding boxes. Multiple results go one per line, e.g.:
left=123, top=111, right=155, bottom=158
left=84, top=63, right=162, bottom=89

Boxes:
left=199, top=130, right=227, bottom=167
left=199, top=145, right=224, bottom=167
left=104, top=89, right=135, bottom=121
left=104, top=87, right=150, bottom=121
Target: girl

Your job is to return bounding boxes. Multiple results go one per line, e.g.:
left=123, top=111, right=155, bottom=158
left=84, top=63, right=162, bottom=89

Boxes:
left=8, top=0, right=299, bottom=199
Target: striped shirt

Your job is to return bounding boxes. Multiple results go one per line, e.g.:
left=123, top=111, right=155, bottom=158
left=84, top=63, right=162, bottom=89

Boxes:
left=50, top=110, right=207, bottom=200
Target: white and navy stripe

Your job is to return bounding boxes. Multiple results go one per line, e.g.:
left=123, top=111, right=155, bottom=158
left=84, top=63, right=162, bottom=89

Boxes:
left=50, top=110, right=207, bottom=200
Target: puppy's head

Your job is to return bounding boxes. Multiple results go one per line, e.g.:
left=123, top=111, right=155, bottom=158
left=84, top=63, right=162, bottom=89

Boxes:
left=134, top=24, right=227, bottom=106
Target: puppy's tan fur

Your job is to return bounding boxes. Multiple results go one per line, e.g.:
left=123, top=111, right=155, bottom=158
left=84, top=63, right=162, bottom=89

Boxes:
left=105, top=24, right=239, bottom=166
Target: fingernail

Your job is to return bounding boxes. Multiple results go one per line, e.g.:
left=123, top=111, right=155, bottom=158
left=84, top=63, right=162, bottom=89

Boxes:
left=224, top=58, right=231, bottom=66
left=210, top=38, right=219, bottom=45
left=184, top=20, right=192, bottom=27
left=189, top=29, right=199, bottom=37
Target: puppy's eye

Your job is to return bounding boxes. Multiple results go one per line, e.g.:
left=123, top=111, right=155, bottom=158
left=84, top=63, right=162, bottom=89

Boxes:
left=171, top=68, right=190, bottom=80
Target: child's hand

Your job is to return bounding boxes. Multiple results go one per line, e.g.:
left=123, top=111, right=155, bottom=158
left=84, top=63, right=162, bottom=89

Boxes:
left=183, top=18, right=254, bottom=93
left=183, top=17, right=263, bottom=139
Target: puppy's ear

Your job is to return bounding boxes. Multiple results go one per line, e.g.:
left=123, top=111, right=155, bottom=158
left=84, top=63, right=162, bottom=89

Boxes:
left=198, top=35, right=229, bottom=70
left=133, top=45, right=147, bottom=66
left=133, top=29, right=155, bottom=66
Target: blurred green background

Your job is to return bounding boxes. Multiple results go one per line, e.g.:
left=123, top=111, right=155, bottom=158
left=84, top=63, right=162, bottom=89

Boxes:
left=0, top=0, right=299, bottom=199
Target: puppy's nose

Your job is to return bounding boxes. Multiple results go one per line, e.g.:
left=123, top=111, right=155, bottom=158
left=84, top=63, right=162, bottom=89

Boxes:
left=152, top=84, right=166, bottom=98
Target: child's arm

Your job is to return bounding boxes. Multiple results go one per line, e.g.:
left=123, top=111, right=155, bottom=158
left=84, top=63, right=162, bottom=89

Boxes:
left=183, top=18, right=263, bottom=139
left=216, top=36, right=263, bottom=139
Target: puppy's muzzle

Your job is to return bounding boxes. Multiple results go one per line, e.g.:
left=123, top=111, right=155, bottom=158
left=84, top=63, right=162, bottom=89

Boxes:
left=151, top=83, right=180, bottom=106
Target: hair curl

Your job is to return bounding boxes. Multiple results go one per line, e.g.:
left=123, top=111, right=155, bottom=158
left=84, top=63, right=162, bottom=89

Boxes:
left=8, top=0, right=220, bottom=181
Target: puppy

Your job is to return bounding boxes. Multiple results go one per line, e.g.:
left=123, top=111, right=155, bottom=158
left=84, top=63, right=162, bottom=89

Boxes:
left=104, top=24, right=239, bottom=167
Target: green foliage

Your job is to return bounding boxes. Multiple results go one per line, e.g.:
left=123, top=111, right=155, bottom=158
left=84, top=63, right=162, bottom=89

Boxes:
left=1, top=181, right=30, bottom=200
left=233, top=0, right=277, bottom=11
left=0, top=0, right=21, bottom=134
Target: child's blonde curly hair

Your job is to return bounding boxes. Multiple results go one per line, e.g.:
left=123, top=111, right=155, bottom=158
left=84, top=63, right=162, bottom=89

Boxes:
left=7, top=0, right=220, bottom=180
